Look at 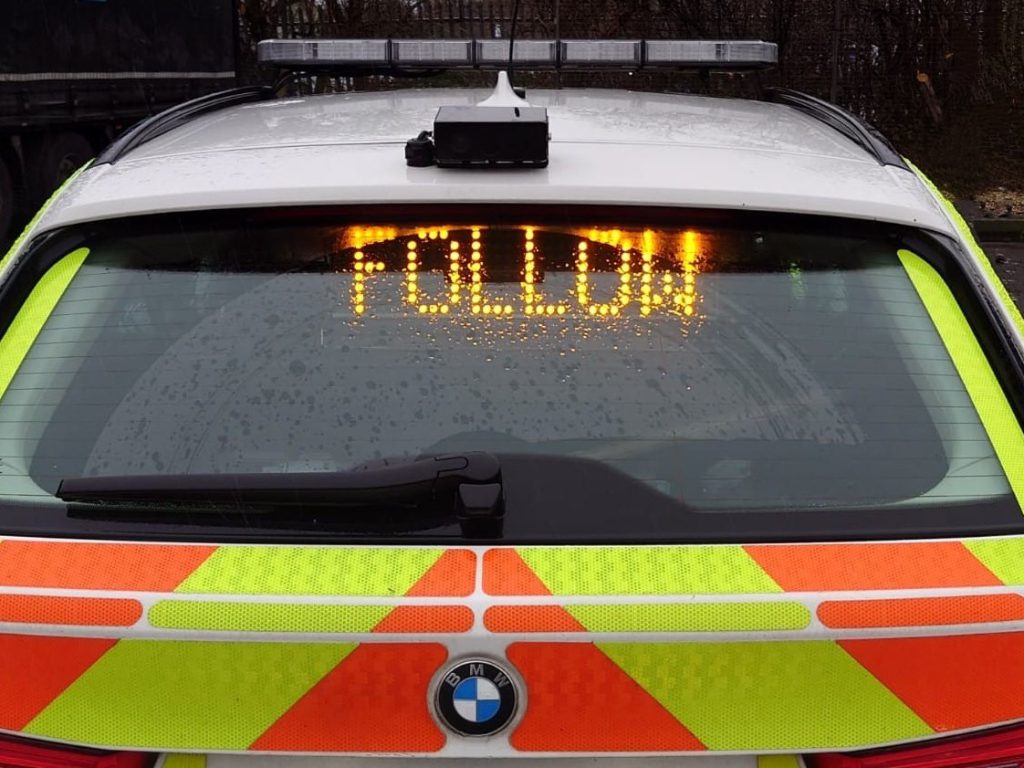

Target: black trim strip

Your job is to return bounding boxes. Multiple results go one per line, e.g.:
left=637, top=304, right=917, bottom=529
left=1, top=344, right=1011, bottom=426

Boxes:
left=94, top=86, right=275, bottom=165
left=766, top=88, right=908, bottom=168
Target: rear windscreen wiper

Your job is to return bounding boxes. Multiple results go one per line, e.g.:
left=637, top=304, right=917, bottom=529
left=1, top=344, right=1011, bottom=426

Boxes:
left=57, top=452, right=504, bottom=537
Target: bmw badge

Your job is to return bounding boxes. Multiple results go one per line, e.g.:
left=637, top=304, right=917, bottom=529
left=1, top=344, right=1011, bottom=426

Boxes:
left=435, top=659, right=519, bottom=736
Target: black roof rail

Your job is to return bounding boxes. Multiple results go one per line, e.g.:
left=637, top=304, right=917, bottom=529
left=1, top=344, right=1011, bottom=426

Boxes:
left=766, top=88, right=907, bottom=169
left=95, top=86, right=276, bottom=165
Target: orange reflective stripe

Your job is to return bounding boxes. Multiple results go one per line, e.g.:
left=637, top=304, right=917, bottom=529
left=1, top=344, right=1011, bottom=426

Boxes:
left=0, top=545, right=470, bottom=597
left=0, top=634, right=116, bottom=730
left=0, top=542, right=216, bottom=592
left=403, top=549, right=475, bottom=597
left=744, top=542, right=1002, bottom=591
left=482, top=548, right=552, bottom=595
left=252, top=643, right=446, bottom=752
left=508, top=642, right=705, bottom=751
left=0, top=595, right=142, bottom=627
left=369, top=549, right=475, bottom=633
left=372, top=605, right=474, bottom=633
left=840, top=633, right=1024, bottom=731
left=819, top=594, right=1024, bottom=628
left=484, top=605, right=586, bottom=633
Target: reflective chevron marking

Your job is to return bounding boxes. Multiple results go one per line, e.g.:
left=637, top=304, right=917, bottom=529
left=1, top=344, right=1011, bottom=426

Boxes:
left=24, top=640, right=355, bottom=749
left=161, top=755, right=206, bottom=768
left=0, top=540, right=1020, bottom=752
left=818, top=594, right=1024, bottom=628
left=485, top=602, right=811, bottom=632
left=251, top=643, right=447, bottom=752
left=173, top=547, right=460, bottom=596
left=508, top=642, right=706, bottom=751
left=0, top=594, right=142, bottom=627
left=597, top=640, right=932, bottom=751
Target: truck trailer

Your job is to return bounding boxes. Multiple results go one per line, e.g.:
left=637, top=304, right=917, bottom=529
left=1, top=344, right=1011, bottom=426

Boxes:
left=0, top=0, right=236, bottom=242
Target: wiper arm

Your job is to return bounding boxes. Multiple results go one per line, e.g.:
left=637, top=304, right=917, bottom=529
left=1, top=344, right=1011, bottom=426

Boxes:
left=57, top=452, right=504, bottom=537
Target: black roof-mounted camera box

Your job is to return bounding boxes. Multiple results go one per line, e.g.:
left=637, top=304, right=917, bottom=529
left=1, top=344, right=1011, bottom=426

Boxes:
left=433, top=106, right=549, bottom=168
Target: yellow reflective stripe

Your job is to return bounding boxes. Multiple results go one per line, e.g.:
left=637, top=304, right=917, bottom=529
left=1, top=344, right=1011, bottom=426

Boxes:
left=162, top=756, right=206, bottom=768
left=567, top=602, right=811, bottom=632
left=149, top=601, right=392, bottom=633
left=898, top=249, right=1024, bottom=509
left=599, top=641, right=931, bottom=750
left=964, top=537, right=1024, bottom=584
left=175, top=546, right=443, bottom=596
left=759, top=756, right=802, bottom=768
left=906, top=159, right=1024, bottom=338
left=518, top=546, right=783, bottom=595
left=0, top=248, right=89, bottom=401
left=0, top=164, right=89, bottom=273
left=569, top=606, right=806, bottom=634
left=26, top=640, right=354, bottom=749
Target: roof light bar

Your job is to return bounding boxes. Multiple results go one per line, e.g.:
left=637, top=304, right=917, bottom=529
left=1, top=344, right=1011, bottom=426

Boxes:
left=645, top=40, right=777, bottom=66
left=560, top=40, right=643, bottom=67
left=474, top=40, right=558, bottom=66
left=257, top=38, right=777, bottom=70
left=391, top=39, right=474, bottom=66
left=258, top=39, right=390, bottom=67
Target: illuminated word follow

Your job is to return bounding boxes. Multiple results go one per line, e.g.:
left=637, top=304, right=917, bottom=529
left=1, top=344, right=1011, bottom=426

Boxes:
left=350, top=229, right=702, bottom=318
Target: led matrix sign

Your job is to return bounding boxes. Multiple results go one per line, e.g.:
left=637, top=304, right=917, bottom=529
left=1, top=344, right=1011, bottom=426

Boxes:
left=344, top=226, right=703, bottom=319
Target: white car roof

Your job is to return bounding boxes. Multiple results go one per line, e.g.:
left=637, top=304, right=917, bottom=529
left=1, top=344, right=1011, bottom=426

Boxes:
left=38, top=88, right=954, bottom=236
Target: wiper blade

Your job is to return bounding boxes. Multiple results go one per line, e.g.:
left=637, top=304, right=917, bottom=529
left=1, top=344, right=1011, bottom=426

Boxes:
left=57, top=452, right=504, bottom=537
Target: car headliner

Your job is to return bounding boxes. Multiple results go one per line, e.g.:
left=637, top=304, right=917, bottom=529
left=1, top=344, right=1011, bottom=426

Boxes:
left=36, top=88, right=954, bottom=236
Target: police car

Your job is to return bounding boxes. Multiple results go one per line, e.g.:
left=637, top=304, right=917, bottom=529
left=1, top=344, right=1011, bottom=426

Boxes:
left=0, top=34, right=1022, bottom=768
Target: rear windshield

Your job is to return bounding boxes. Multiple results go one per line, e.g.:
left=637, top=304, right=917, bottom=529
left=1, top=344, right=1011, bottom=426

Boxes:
left=1, top=209, right=1021, bottom=541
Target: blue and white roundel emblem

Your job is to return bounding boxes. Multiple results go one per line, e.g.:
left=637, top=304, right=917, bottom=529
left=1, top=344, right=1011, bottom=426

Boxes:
left=435, top=659, right=518, bottom=736
left=453, top=676, right=502, bottom=723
